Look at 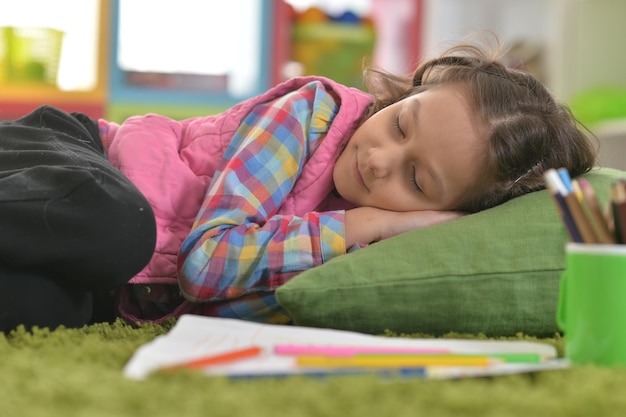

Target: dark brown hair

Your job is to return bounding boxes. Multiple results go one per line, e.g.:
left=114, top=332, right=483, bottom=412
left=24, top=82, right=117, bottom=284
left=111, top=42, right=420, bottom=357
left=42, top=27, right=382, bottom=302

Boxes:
left=362, top=38, right=597, bottom=212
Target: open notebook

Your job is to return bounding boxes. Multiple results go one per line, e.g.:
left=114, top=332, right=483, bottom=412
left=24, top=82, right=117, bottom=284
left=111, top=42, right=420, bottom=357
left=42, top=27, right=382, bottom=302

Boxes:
left=124, top=315, right=568, bottom=380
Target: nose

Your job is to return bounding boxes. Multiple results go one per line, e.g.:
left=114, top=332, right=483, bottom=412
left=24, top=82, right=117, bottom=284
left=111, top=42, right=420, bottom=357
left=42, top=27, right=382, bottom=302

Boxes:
left=366, top=147, right=393, bottom=179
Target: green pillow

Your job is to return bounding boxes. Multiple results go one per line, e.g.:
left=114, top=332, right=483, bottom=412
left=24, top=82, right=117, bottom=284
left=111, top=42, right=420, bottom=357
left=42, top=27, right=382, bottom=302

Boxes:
left=276, top=167, right=625, bottom=336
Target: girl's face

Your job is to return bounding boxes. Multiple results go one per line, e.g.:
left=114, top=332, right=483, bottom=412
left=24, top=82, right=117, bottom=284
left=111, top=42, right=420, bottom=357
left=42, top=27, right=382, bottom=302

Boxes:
left=333, top=85, right=487, bottom=212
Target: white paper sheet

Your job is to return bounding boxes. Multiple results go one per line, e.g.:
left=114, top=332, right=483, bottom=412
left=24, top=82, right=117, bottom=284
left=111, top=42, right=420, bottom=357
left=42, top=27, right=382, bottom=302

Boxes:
left=123, top=315, right=568, bottom=380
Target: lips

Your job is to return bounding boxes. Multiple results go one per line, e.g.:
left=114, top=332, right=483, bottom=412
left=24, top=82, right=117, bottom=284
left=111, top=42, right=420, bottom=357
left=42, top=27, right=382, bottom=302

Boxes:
left=353, top=152, right=368, bottom=190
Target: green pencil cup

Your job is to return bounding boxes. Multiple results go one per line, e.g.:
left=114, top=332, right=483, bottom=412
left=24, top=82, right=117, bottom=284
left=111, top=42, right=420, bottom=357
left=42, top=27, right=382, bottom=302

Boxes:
left=557, top=243, right=626, bottom=367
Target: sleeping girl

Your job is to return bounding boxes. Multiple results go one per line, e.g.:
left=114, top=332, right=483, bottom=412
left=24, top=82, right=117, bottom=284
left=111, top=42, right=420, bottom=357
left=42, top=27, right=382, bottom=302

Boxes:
left=0, top=37, right=596, bottom=332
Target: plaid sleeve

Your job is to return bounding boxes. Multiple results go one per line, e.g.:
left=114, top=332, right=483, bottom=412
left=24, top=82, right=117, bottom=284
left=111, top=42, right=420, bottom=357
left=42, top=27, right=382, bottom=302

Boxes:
left=178, top=82, right=343, bottom=308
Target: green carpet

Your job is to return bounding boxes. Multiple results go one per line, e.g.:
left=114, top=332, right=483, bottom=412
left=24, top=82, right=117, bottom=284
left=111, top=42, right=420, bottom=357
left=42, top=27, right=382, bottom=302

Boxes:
left=2, top=320, right=626, bottom=417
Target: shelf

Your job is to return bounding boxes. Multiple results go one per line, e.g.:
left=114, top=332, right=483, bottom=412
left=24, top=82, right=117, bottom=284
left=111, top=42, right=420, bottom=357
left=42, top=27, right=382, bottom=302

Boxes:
left=0, top=83, right=105, bottom=103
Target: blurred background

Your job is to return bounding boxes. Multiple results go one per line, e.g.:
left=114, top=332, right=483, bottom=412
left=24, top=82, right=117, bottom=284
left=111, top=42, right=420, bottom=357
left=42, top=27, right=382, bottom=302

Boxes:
left=1, top=0, right=625, bottom=168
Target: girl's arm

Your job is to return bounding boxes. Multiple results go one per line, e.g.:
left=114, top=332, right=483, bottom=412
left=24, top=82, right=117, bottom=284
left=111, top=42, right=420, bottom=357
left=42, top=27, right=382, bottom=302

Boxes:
left=344, top=207, right=464, bottom=247
left=178, top=82, right=344, bottom=303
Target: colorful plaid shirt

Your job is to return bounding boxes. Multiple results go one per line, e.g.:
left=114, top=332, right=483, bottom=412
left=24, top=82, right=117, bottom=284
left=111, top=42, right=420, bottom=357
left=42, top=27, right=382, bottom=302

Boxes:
left=177, top=82, right=351, bottom=323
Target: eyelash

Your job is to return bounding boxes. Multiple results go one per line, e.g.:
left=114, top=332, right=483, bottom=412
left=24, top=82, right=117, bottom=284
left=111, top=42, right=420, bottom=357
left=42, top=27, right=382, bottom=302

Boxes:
left=410, top=166, right=421, bottom=192
left=393, top=114, right=404, bottom=137
left=394, top=114, right=420, bottom=192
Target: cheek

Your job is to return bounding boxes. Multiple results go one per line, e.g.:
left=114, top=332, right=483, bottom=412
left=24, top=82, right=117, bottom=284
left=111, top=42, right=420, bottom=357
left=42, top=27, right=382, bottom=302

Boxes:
left=371, top=182, right=443, bottom=211
left=332, top=151, right=353, bottom=195
left=333, top=149, right=347, bottom=179
left=368, top=187, right=416, bottom=211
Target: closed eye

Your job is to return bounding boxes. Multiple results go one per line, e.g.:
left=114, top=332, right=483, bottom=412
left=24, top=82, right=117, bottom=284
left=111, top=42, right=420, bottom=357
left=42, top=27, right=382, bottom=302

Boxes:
left=410, top=166, right=422, bottom=192
left=393, top=114, right=405, bottom=137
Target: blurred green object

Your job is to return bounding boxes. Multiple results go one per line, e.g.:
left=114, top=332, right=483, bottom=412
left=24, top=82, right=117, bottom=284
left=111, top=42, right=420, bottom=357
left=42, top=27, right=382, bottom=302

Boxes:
left=570, top=88, right=626, bottom=127
left=0, top=26, right=64, bottom=85
left=292, top=22, right=376, bottom=89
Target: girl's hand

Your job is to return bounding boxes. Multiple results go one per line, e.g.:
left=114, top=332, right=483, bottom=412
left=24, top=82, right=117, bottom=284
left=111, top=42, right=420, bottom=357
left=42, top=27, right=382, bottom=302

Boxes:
left=345, top=207, right=465, bottom=247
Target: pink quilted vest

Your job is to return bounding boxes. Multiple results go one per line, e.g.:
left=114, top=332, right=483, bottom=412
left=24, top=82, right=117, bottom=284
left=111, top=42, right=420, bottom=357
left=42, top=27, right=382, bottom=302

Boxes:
left=101, top=76, right=372, bottom=322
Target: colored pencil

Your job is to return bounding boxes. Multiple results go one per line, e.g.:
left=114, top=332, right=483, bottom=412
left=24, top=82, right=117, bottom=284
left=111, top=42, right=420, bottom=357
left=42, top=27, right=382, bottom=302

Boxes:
left=612, top=181, right=626, bottom=243
left=163, top=346, right=263, bottom=371
left=578, top=178, right=615, bottom=243
left=557, top=170, right=598, bottom=243
left=557, top=168, right=574, bottom=193
left=297, top=355, right=499, bottom=369
left=544, top=169, right=583, bottom=242
left=563, top=190, right=598, bottom=243
left=545, top=169, right=607, bottom=244
left=274, top=345, right=450, bottom=357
